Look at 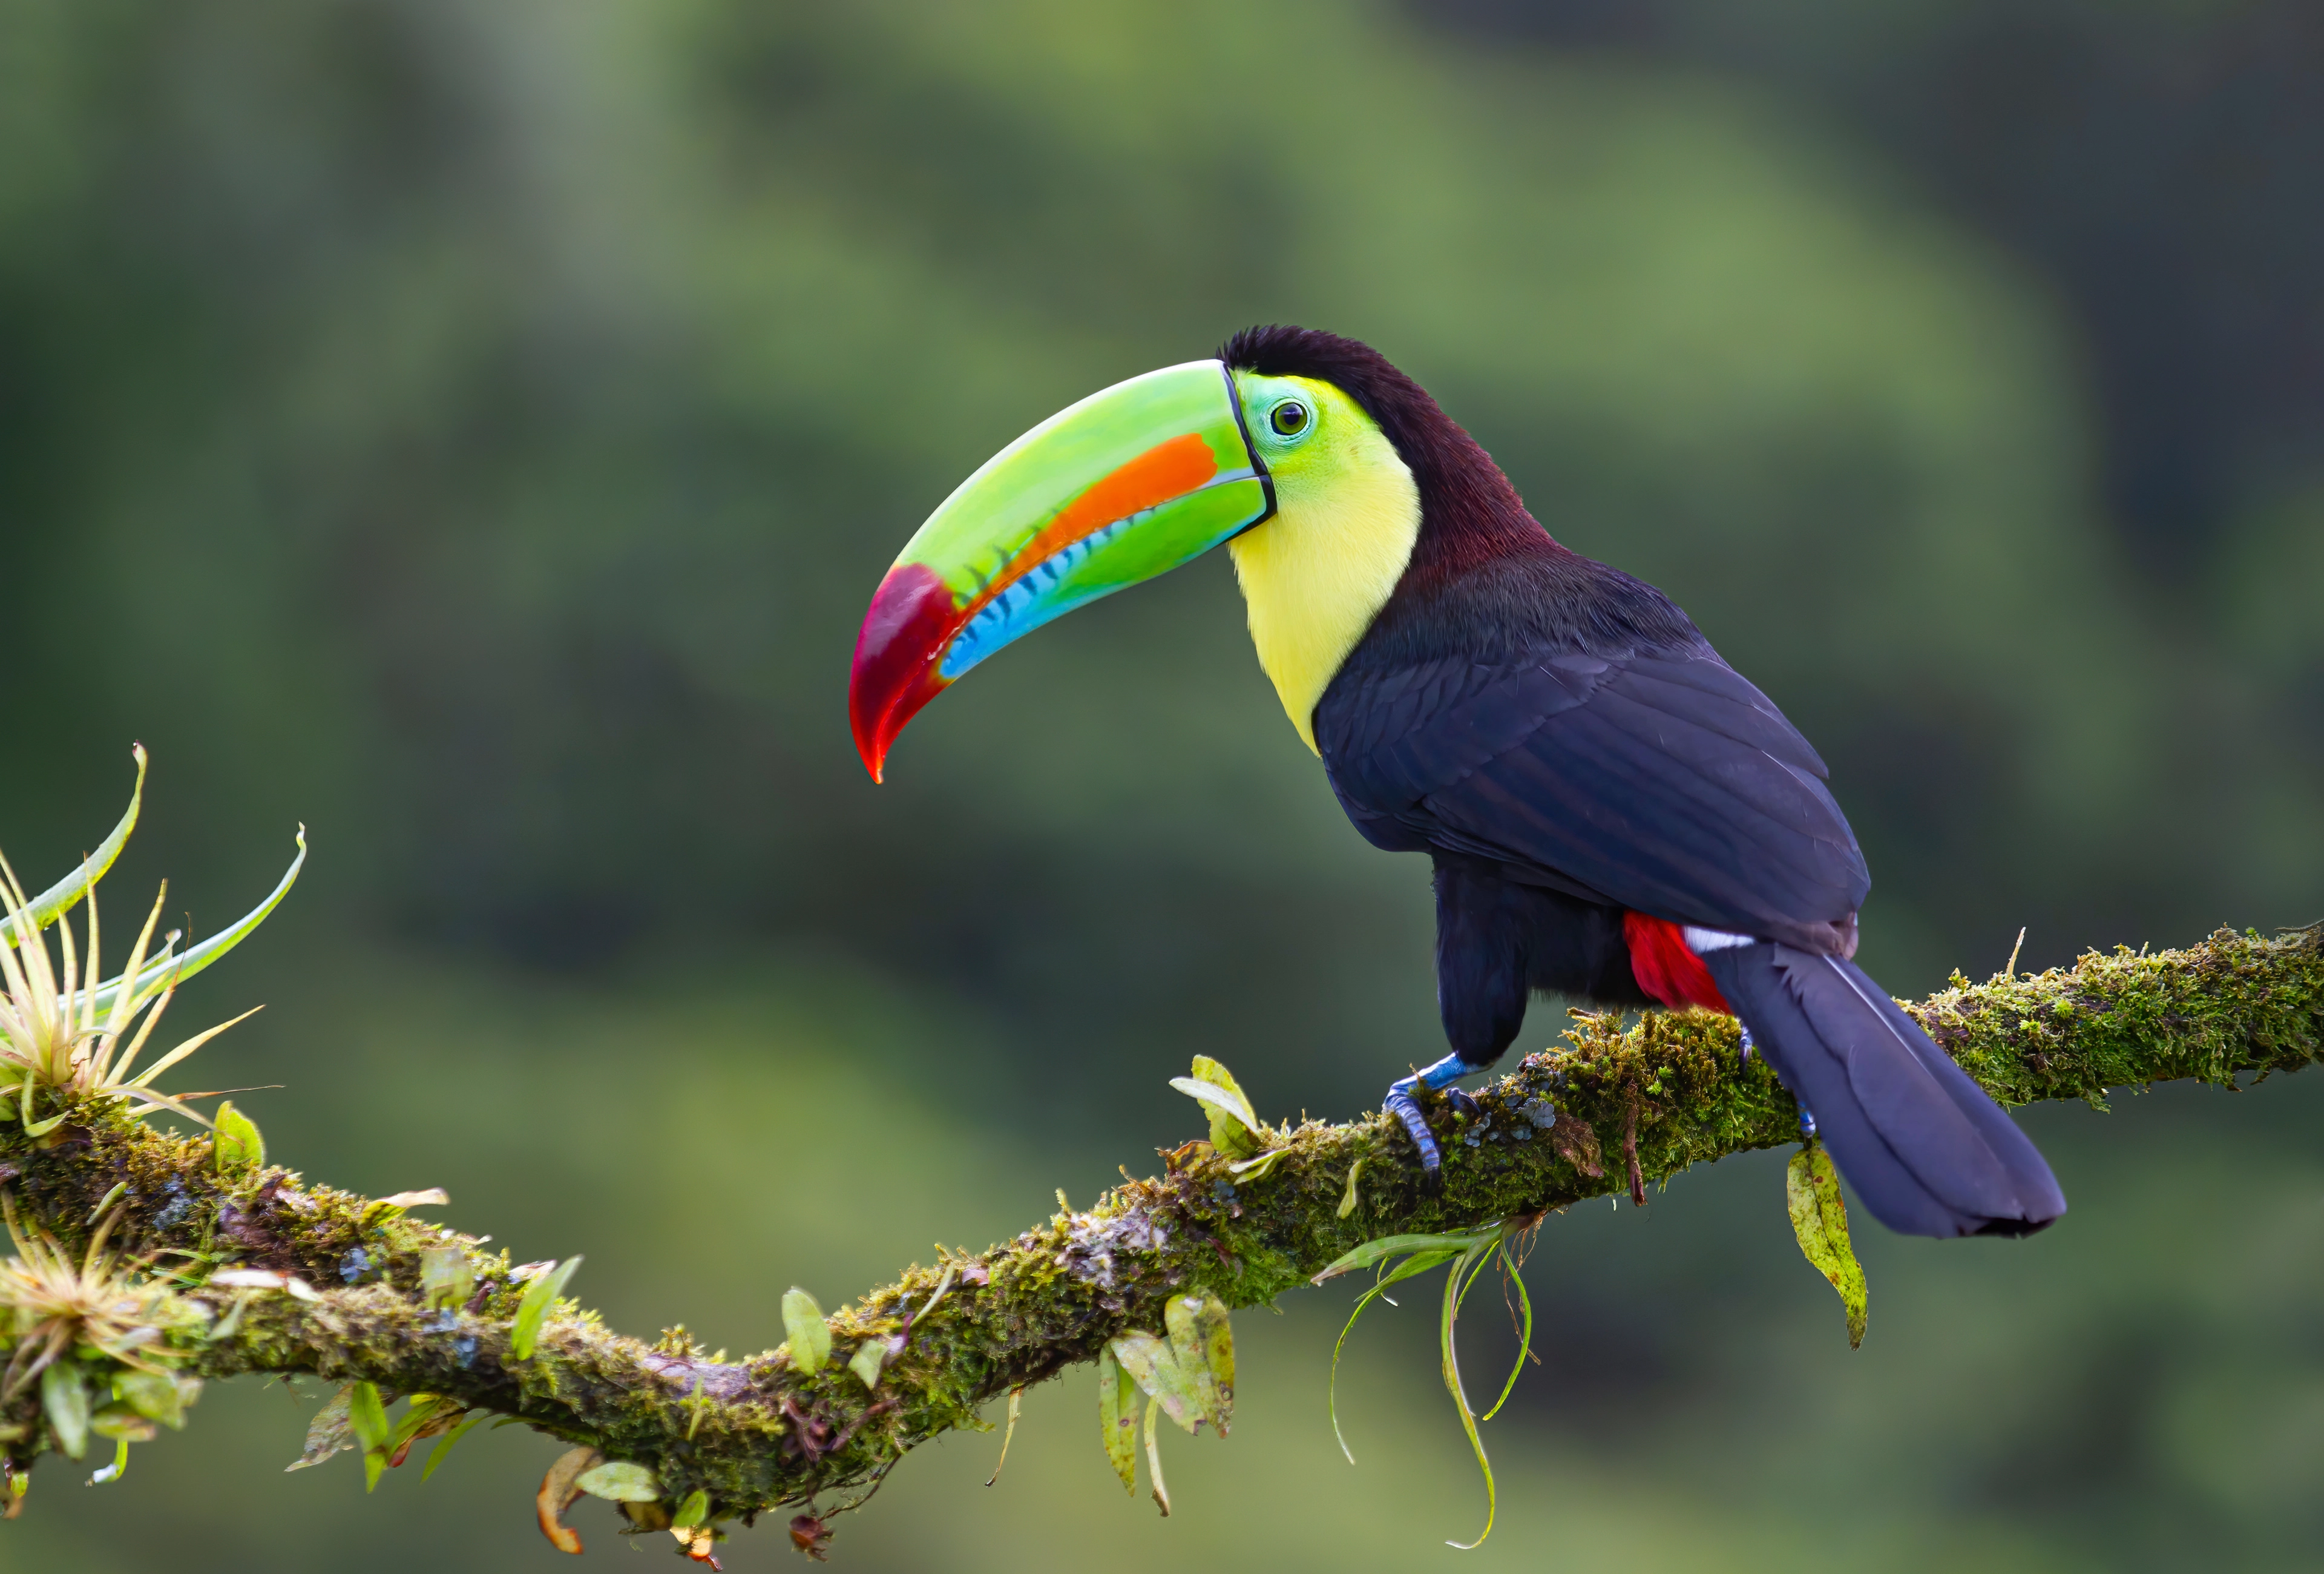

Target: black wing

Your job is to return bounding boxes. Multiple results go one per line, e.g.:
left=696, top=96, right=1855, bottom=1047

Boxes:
left=1315, top=644, right=1870, bottom=947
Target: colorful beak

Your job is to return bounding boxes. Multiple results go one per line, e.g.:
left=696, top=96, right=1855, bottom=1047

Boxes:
left=849, top=359, right=1272, bottom=780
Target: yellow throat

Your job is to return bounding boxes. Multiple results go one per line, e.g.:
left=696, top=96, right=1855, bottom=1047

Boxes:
left=1227, top=377, right=1422, bottom=752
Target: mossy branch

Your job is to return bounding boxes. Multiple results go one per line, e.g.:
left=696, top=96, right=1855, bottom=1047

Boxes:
left=2, top=924, right=2317, bottom=1545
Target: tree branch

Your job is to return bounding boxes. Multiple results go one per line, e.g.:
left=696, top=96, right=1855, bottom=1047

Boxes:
left=2, top=924, right=2317, bottom=1546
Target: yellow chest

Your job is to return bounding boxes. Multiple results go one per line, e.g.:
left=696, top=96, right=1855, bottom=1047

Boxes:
left=1227, top=417, right=1421, bottom=753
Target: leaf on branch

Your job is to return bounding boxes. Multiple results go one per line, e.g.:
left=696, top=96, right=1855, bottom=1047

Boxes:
left=537, top=1446, right=602, bottom=1555
left=346, top=1381, right=392, bottom=1491
left=211, top=1101, right=264, bottom=1174
left=846, top=1340, right=885, bottom=1392
left=671, top=1487, right=710, bottom=1529
left=576, top=1460, right=661, bottom=1501
left=1785, top=1143, right=1868, bottom=1349
left=1108, top=1331, right=1200, bottom=1434
left=1097, top=1351, right=1137, bottom=1494
left=117, top=1370, right=196, bottom=1431
left=41, top=1363, right=89, bottom=1460
left=781, top=1288, right=832, bottom=1375
left=1163, top=1292, right=1233, bottom=1434
left=1170, top=1056, right=1265, bottom=1159
left=286, top=1384, right=355, bottom=1471
left=1337, top=1157, right=1365, bottom=1219
left=510, top=1256, right=580, bottom=1361
left=1142, top=1395, right=1169, bottom=1518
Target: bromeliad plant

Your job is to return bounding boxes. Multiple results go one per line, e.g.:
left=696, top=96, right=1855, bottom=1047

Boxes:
left=0, top=747, right=305, bottom=1135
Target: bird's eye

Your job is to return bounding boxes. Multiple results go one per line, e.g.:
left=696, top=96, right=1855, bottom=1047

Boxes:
left=1269, top=400, right=1311, bottom=438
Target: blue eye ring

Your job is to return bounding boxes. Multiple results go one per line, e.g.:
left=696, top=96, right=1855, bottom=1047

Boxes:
left=1269, top=399, right=1311, bottom=438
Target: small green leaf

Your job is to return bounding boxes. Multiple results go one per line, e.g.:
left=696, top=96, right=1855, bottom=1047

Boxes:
left=1097, top=1349, right=1137, bottom=1495
left=1163, top=1292, right=1234, bottom=1434
left=1170, top=1055, right=1265, bottom=1157
left=781, top=1288, right=832, bottom=1374
left=346, top=1381, right=390, bottom=1491
left=41, top=1364, right=90, bottom=1460
left=671, top=1488, right=709, bottom=1529
left=510, top=1256, right=581, bottom=1361
left=1786, top=1143, right=1868, bottom=1348
left=1336, top=1157, right=1365, bottom=1219
left=116, top=1370, right=195, bottom=1430
left=1108, top=1331, right=1200, bottom=1435
left=89, top=1407, right=158, bottom=1443
left=575, top=1461, right=661, bottom=1502
left=847, top=1340, right=886, bottom=1391
left=421, top=1410, right=487, bottom=1481
left=418, top=1246, right=474, bottom=1312
left=212, top=1101, right=264, bottom=1174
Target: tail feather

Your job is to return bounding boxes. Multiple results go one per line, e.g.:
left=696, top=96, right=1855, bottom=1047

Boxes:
left=1702, top=942, right=2066, bottom=1239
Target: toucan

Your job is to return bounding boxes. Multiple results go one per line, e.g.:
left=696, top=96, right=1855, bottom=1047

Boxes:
left=849, top=326, right=2065, bottom=1239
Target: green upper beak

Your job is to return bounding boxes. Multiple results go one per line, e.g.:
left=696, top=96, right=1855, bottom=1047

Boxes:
left=849, top=359, right=1273, bottom=779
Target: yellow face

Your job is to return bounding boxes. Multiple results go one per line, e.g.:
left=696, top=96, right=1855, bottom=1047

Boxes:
left=1226, top=374, right=1422, bottom=752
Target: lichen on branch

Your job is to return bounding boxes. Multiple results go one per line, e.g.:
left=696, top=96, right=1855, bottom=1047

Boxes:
left=1, top=924, right=2317, bottom=1553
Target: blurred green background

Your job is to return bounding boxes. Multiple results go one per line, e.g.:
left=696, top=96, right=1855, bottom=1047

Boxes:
left=3, top=0, right=2322, bottom=1567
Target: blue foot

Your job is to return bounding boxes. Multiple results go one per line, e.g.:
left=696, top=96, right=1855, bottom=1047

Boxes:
left=1385, top=1054, right=1488, bottom=1184
left=1798, top=1105, right=1818, bottom=1139
left=1738, top=1024, right=1756, bottom=1064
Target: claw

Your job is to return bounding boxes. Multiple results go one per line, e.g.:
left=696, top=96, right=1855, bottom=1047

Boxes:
left=1384, top=1053, right=1486, bottom=1185
left=1445, top=1087, right=1482, bottom=1121
left=1385, top=1087, right=1444, bottom=1179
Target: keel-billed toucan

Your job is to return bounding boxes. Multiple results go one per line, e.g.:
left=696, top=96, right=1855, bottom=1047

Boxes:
left=849, top=326, right=2065, bottom=1239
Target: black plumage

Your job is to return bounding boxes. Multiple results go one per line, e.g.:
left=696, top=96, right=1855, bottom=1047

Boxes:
left=1223, top=324, right=2064, bottom=1239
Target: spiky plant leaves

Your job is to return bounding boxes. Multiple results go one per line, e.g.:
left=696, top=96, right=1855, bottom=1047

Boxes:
left=1162, top=1292, right=1233, bottom=1434
left=576, top=1461, right=660, bottom=1501
left=211, top=1101, right=264, bottom=1173
left=84, top=827, right=306, bottom=1021
left=1097, top=1348, right=1137, bottom=1494
left=780, top=1287, right=830, bottom=1374
left=1312, top=1222, right=1535, bottom=1548
left=1786, top=1142, right=1868, bottom=1349
left=0, top=745, right=145, bottom=947
left=510, top=1257, right=580, bottom=1361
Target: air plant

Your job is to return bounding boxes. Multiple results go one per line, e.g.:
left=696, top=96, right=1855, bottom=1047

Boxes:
left=0, top=1192, right=203, bottom=1477
left=0, top=1196, right=178, bottom=1404
left=0, top=746, right=305, bottom=1136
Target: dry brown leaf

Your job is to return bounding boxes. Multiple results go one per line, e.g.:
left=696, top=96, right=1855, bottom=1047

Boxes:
left=535, top=1445, right=601, bottom=1555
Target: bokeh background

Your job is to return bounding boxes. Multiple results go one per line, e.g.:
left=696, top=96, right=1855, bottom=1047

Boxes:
left=4, top=0, right=2323, bottom=1568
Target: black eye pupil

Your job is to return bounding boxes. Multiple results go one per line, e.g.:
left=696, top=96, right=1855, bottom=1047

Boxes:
left=1272, top=401, right=1309, bottom=436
